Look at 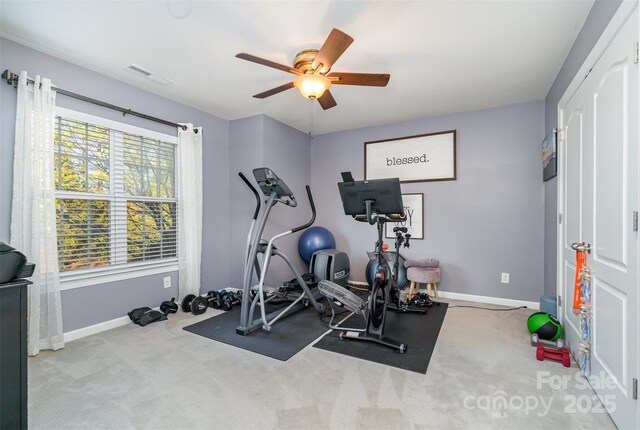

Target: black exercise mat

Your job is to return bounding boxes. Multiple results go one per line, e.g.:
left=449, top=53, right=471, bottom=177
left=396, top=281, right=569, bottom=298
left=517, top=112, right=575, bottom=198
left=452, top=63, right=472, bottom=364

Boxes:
left=313, top=303, right=448, bottom=373
left=183, top=306, right=329, bottom=361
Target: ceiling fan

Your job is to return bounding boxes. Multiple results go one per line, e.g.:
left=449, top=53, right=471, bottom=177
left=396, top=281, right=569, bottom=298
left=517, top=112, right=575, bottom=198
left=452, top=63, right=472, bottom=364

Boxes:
left=236, top=28, right=390, bottom=110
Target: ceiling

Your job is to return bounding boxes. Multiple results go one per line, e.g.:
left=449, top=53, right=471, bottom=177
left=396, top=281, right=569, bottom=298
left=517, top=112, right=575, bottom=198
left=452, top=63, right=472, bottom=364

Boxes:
left=0, top=0, right=593, bottom=135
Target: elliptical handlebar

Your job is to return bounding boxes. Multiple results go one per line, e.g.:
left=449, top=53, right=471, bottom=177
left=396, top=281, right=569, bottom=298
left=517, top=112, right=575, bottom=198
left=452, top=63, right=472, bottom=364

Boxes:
left=238, top=172, right=261, bottom=220
left=291, top=185, right=316, bottom=233
left=277, top=195, right=298, bottom=207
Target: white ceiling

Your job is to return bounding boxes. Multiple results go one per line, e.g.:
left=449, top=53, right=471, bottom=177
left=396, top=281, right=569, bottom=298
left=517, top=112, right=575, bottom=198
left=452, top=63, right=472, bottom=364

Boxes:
left=0, top=0, right=593, bottom=135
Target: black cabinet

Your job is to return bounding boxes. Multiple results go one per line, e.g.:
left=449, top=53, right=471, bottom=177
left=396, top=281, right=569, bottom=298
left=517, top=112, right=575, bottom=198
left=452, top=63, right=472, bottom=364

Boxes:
left=0, top=279, right=31, bottom=430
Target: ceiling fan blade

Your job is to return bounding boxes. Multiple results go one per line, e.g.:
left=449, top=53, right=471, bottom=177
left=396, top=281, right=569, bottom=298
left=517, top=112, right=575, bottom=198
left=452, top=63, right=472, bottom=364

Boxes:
left=312, top=29, right=354, bottom=74
left=236, top=53, right=301, bottom=75
left=317, top=90, right=337, bottom=110
left=327, top=72, right=390, bottom=87
left=253, top=82, right=294, bottom=99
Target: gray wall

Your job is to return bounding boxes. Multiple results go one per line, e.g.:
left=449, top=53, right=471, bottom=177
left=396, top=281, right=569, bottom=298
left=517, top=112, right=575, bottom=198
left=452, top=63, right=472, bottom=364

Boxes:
left=228, top=114, right=311, bottom=288
left=542, top=0, right=622, bottom=297
left=0, top=37, right=230, bottom=332
left=228, top=115, right=265, bottom=286
left=262, top=116, right=313, bottom=283
left=311, top=100, right=545, bottom=302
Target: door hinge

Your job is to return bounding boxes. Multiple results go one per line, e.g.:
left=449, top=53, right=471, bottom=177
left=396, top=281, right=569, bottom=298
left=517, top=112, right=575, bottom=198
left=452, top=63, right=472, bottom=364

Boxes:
left=634, top=211, right=638, bottom=232
left=558, top=213, right=563, bottom=224
left=557, top=295, right=562, bottom=307
left=556, top=129, right=565, bottom=142
left=634, top=41, right=639, bottom=64
left=633, top=378, right=638, bottom=400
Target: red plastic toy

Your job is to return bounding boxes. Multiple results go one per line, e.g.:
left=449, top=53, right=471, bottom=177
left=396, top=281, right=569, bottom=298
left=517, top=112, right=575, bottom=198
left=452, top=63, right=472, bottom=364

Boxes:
left=536, top=343, right=571, bottom=367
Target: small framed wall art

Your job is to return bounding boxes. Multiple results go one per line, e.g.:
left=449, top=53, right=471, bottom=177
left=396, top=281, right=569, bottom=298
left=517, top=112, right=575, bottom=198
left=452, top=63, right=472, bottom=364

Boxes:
left=384, top=193, right=424, bottom=240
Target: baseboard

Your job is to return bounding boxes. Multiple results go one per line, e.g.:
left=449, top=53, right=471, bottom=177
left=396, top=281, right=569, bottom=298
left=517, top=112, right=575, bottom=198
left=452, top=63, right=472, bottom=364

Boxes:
left=61, top=291, right=537, bottom=343
left=436, top=290, right=539, bottom=310
left=64, top=305, right=166, bottom=343
left=63, top=315, right=131, bottom=343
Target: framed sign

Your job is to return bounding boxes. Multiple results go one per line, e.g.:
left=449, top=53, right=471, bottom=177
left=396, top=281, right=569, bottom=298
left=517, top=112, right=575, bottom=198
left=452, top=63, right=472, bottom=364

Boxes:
left=542, top=128, right=557, bottom=181
left=365, top=130, right=456, bottom=183
left=385, top=193, right=424, bottom=240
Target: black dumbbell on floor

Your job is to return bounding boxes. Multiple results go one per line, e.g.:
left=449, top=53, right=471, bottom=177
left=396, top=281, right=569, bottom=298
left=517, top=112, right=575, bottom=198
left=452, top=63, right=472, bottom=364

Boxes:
left=181, top=294, right=208, bottom=315
left=160, top=298, right=178, bottom=316
left=182, top=290, right=244, bottom=315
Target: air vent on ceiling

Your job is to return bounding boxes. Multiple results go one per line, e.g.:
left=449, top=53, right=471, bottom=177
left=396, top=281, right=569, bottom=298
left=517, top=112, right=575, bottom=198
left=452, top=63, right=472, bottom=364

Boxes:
left=125, top=64, right=173, bottom=86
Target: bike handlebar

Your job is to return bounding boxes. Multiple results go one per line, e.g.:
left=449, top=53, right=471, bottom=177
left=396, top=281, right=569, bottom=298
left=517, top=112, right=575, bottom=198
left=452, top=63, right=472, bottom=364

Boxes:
left=352, top=211, right=406, bottom=224
left=387, top=213, right=407, bottom=222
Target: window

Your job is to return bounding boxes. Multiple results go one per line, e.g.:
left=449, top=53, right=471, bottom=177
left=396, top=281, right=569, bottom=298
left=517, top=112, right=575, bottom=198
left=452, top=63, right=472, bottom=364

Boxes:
left=54, top=109, right=178, bottom=282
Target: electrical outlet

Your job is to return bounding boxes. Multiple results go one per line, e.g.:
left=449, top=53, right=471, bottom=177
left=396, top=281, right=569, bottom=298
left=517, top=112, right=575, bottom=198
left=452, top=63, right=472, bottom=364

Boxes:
left=501, top=273, right=510, bottom=284
left=163, top=276, right=171, bottom=289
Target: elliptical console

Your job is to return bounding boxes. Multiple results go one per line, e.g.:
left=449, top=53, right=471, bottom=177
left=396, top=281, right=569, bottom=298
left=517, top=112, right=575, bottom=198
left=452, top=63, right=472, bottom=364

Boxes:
left=253, top=168, right=296, bottom=203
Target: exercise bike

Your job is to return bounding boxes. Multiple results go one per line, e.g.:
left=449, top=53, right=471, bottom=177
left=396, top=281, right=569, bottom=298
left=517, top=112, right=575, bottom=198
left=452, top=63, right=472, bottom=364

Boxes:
left=236, top=168, right=324, bottom=335
left=318, top=172, right=410, bottom=353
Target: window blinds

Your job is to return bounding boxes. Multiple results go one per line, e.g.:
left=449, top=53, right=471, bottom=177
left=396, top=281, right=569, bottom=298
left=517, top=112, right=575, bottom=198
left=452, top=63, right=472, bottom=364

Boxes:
left=54, top=117, right=178, bottom=272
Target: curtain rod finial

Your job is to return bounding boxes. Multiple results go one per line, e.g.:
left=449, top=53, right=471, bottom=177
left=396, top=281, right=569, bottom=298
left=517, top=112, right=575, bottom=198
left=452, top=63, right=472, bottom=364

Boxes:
left=2, top=69, right=17, bottom=86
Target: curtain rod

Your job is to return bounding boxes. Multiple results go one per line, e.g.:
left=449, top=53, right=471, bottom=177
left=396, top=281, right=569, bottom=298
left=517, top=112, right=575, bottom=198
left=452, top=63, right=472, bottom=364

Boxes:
left=2, top=69, right=195, bottom=133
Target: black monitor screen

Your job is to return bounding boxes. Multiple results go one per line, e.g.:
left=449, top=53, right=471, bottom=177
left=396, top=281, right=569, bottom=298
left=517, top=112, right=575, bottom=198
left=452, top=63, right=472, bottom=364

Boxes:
left=337, top=177, right=404, bottom=216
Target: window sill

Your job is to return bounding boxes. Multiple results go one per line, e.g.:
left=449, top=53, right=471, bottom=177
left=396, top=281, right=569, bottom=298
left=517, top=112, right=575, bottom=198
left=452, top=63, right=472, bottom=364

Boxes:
left=59, top=260, right=178, bottom=291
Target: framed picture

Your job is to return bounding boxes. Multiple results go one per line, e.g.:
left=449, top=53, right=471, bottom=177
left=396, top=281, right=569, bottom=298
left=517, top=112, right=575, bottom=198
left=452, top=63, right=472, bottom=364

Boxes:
left=385, top=193, right=424, bottom=240
left=365, top=130, right=456, bottom=183
left=543, top=128, right=557, bottom=181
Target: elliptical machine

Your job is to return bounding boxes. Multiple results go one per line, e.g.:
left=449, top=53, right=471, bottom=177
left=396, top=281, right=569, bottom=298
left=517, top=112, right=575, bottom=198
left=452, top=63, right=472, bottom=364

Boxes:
left=236, top=168, right=324, bottom=335
left=319, top=172, right=409, bottom=353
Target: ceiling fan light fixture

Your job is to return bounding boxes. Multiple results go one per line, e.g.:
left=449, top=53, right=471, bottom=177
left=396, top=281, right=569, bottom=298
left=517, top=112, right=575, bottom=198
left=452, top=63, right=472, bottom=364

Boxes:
left=293, top=74, right=331, bottom=99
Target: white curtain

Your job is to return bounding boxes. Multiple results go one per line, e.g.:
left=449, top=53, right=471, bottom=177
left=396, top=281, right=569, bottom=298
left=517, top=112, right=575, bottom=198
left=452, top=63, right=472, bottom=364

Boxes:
left=178, top=124, right=203, bottom=299
left=11, top=71, right=64, bottom=355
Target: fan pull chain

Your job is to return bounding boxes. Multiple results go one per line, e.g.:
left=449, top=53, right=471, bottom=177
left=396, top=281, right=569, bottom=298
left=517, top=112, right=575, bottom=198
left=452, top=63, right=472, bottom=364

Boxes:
left=308, top=98, right=314, bottom=138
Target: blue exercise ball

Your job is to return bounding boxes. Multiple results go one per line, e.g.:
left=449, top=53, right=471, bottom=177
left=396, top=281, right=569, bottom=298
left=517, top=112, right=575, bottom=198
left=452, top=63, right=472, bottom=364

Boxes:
left=298, top=226, right=336, bottom=262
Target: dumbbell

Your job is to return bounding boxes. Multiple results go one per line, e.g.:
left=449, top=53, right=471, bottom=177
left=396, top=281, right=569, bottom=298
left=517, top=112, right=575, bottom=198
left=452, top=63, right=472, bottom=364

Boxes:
left=232, top=291, right=243, bottom=304
left=221, top=294, right=233, bottom=311
left=219, top=291, right=240, bottom=311
left=215, top=290, right=243, bottom=311
left=208, top=290, right=229, bottom=309
left=160, top=298, right=178, bottom=316
left=227, top=291, right=243, bottom=310
left=411, top=292, right=434, bottom=307
left=205, top=290, right=220, bottom=309
left=181, top=294, right=208, bottom=315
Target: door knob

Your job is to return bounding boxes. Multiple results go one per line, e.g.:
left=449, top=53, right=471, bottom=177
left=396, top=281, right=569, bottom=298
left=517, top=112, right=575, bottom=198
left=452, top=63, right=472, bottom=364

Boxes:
left=571, top=242, right=591, bottom=253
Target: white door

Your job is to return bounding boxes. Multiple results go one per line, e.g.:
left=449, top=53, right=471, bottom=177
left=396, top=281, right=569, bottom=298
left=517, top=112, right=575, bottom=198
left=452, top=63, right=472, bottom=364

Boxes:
left=558, top=8, right=638, bottom=429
